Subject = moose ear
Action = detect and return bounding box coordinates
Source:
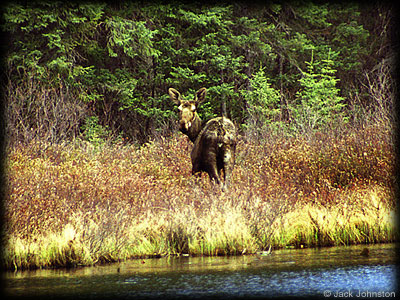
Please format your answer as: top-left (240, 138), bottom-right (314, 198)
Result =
top-left (195, 87), bottom-right (207, 105)
top-left (168, 88), bottom-right (181, 105)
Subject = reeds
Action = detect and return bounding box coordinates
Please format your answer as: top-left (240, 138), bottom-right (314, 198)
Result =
top-left (2, 123), bottom-right (397, 270)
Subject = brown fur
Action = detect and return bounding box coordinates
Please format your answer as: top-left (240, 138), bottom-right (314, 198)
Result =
top-left (168, 87), bottom-right (237, 190)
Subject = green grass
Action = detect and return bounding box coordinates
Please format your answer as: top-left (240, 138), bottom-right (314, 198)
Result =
top-left (2, 123), bottom-right (397, 270)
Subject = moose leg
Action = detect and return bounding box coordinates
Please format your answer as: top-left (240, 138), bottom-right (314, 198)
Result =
top-left (191, 161), bottom-right (200, 176)
top-left (191, 153), bottom-right (221, 186)
top-left (207, 164), bottom-right (222, 188)
top-left (222, 166), bottom-right (230, 191)
top-left (222, 146), bottom-right (235, 191)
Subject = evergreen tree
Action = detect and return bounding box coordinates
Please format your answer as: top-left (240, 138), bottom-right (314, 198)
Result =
top-left (291, 50), bottom-right (347, 133)
top-left (3, 2), bottom-right (392, 144)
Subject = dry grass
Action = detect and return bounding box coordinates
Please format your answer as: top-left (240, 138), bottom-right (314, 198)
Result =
top-left (2, 123), bottom-right (397, 270)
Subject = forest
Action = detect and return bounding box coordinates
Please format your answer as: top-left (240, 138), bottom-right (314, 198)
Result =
top-left (3, 1), bottom-right (395, 144)
top-left (2, 2), bottom-right (397, 269)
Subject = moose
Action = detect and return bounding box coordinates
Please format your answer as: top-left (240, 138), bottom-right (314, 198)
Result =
top-left (168, 87), bottom-right (237, 190)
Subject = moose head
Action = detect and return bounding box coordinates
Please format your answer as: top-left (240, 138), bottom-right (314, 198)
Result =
top-left (168, 87), bottom-right (206, 142)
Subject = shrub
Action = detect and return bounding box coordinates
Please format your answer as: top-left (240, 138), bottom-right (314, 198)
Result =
top-left (3, 122), bottom-right (396, 270)
top-left (80, 116), bottom-right (110, 148)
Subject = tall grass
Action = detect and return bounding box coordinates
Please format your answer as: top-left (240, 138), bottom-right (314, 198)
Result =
top-left (2, 123), bottom-right (397, 270)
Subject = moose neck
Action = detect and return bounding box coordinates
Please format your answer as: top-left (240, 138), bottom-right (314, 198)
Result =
top-left (186, 113), bottom-right (203, 143)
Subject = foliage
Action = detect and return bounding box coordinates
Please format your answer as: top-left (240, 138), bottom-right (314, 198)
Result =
top-left (241, 67), bottom-right (283, 137)
top-left (80, 116), bottom-right (110, 148)
top-left (3, 2), bottom-right (394, 144)
top-left (290, 50), bottom-right (347, 133)
top-left (2, 2), bottom-right (396, 271)
top-left (3, 123), bottom-right (396, 269)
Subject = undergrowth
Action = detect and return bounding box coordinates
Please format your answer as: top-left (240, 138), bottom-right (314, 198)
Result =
top-left (2, 123), bottom-right (397, 270)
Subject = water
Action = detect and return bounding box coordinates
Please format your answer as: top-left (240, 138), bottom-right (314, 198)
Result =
top-left (4, 243), bottom-right (397, 299)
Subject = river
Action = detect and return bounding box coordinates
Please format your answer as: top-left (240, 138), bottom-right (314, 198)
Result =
top-left (4, 243), bottom-right (397, 299)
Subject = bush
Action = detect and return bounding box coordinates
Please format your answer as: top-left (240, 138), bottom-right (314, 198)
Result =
top-left (80, 116), bottom-right (110, 148)
top-left (3, 123), bottom-right (396, 270)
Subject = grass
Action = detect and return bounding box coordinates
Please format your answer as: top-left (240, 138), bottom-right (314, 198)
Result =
top-left (2, 123), bottom-right (397, 270)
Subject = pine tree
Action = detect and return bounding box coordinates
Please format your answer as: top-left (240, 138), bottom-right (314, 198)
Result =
top-left (291, 49), bottom-right (347, 133)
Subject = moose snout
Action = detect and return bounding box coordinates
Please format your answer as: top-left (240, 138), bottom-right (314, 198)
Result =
top-left (179, 120), bottom-right (191, 132)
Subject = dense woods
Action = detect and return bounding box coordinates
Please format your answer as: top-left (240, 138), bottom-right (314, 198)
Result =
top-left (4, 2), bottom-right (395, 144)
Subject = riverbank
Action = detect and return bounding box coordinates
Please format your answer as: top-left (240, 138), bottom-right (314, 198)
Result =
top-left (5, 243), bottom-right (397, 299)
top-left (2, 123), bottom-right (397, 270)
